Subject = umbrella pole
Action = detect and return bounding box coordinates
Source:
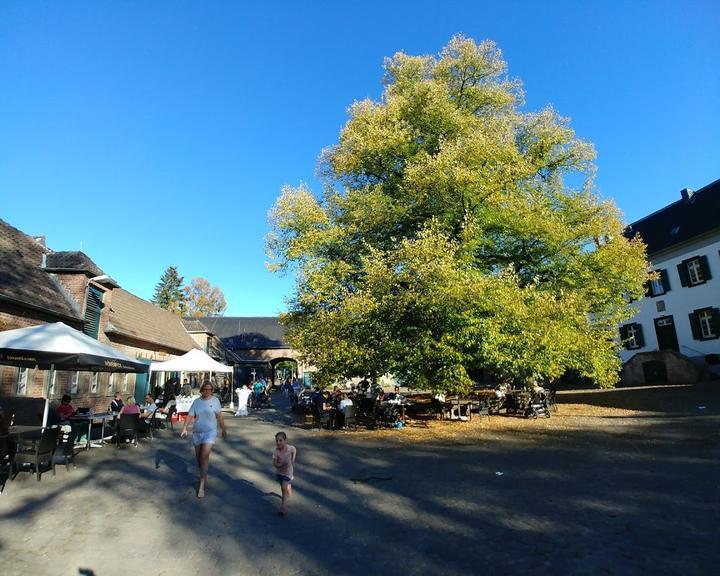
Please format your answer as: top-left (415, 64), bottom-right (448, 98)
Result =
top-left (42, 364), bottom-right (53, 427)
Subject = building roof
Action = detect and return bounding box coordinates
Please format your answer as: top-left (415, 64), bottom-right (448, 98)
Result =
top-left (191, 316), bottom-right (287, 349)
top-left (45, 251), bottom-right (105, 276)
top-left (105, 289), bottom-right (199, 353)
top-left (625, 178), bottom-right (720, 255)
top-left (0, 219), bottom-right (82, 321)
top-left (181, 318), bottom-right (210, 332)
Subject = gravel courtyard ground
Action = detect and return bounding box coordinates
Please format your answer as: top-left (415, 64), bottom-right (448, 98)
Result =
top-left (1, 384), bottom-right (718, 576)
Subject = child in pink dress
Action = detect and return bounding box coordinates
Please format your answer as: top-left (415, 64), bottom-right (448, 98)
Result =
top-left (272, 431), bottom-right (297, 516)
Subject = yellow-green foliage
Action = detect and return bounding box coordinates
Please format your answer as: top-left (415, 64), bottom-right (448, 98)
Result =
top-left (267, 35), bottom-right (648, 392)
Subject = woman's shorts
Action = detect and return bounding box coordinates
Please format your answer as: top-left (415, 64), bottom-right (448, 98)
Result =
top-left (276, 474), bottom-right (293, 484)
top-left (192, 431), bottom-right (216, 446)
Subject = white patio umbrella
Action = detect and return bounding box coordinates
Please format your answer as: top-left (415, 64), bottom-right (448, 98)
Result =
top-left (0, 321), bottom-right (149, 425)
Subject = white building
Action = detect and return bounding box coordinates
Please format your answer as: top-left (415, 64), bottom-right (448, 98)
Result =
top-left (619, 179), bottom-right (720, 382)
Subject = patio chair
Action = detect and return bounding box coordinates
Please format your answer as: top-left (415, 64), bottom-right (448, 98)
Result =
top-left (165, 404), bottom-right (177, 430)
top-left (430, 398), bottom-right (451, 420)
top-left (342, 405), bottom-right (357, 430)
top-left (525, 391), bottom-right (551, 419)
top-left (58, 426), bottom-right (77, 471)
top-left (116, 414), bottom-right (139, 447)
top-left (11, 426), bottom-right (61, 482)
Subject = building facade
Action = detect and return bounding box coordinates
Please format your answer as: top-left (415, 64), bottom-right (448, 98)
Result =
top-left (619, 180), bottom-right (720, 384)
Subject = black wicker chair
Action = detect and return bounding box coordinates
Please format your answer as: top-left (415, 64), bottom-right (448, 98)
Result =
top-left (11, 426), bottom-right (61, 481)
top-left (116, 414), bottom-right (139, 447)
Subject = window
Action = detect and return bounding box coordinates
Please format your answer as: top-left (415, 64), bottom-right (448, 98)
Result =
top-left (646, 269), bottom-right (671, 297)
top-left (108, 373), bottom-right (115, 395)
top-left (16, 367), bottom-right (30, 395)
top-left (620, 323), bottom-right (644, 350)
top-left (91, 372), bottom-right (99, 393)
top-left (70, 371), bottom-right (79, 394)
top-left (121, 374), bottom-right (129, 392)
top-left (677, 256), bottom-right (712, 287)
top-left (48, 369), bottom-right (57, 396)
top-left (689, 308), bottom-right (719, 341)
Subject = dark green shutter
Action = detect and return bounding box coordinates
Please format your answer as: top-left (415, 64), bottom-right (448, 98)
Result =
top-left (619, 325), bottom-right (628, 347)
top-left (677, 262), bottom-right (689, 287)
top-left (634, 323), bottom-right (645, 347)
top-left (711, 308), bottom-right (720, 338)
top-left (688, 312), bottom-right (702, 340)
top-left (699, 255), bottom-right (712, 281)
top-left (660, 269), bottom-right (671, 292)
top-left (83, 286), bottom-right (103, 339)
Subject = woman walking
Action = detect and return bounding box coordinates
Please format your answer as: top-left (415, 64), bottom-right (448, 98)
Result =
top-left (181, 380), bottom-right (227, 498)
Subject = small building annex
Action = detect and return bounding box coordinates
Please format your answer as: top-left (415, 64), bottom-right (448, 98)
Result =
top-left (0, 218), bottom-right (198, 415)
top-left (619, 179), bottom-right (720, 385)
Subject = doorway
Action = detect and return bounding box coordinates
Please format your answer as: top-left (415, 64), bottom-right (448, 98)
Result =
top-left (654, 316), bottom-right (679, 352)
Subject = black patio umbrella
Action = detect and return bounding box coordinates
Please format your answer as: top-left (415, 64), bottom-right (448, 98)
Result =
top-left (0, 322), bottom-right (149, 424)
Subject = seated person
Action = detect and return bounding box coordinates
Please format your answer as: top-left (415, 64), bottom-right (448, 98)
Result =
top-left (110, 392), bottom-right (124, 413)
top-left (118, 396), bottom-right (140, 416)
top-left (336, 393), bottom-right (353, 429)
top-left (56, 394), bottom-right (76, 422)
top-left (138, 394), bottom-right (157, 432)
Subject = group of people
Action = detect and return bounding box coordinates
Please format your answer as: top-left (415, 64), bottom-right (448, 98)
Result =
top-left (311, 386), bottom-right (354, 429)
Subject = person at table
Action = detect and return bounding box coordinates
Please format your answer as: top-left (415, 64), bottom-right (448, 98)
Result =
top-left (56, 394), bottom-right (76, 422)
top-left (336, 393), bottom-right (353, 429)
top-left (181, 380), bottom-right (228, 498)
top-left (118, 396), bottom-right (140, 416)
top-left (181, 378), bottom-right (192, 397)
top-left (138, 394), bottom-right (157, 432)
top-left (110, 392), bottom-right (123, 413)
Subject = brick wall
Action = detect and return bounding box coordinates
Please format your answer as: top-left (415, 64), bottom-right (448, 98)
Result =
top-left (53, 272), bottom-right (90, 313)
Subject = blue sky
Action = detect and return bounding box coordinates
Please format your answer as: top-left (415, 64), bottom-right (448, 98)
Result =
top-left (1, 1), bottom-right (718, 316)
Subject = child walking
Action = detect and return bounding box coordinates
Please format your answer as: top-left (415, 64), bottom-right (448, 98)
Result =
top-left (272, 431), bottom-right (297, 516)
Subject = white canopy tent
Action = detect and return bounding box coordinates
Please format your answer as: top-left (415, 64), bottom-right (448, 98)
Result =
top-left (150, 348), bottom-right (233, 405)
top-left (150, 348), bottom-right (232, 374)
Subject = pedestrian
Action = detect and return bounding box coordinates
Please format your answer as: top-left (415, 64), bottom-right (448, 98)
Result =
top-left (181, 380), bottom-right (228, 498)
top-left (272, 431), bottom-right (296, 516)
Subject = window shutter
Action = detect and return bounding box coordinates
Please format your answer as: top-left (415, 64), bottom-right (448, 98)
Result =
top-left (644, 279), bottom-right (652, 297)
top-left (688, 312), bottom-right (702, 340)
top-left (699, 255), bottom-right (712, 281)
top-left (619, 325), bottom-right (629, 349)
top-left (711, 308), bottom-right (720, 337)
top-left (660, 269), bottom-right (671, 292)
top-left (677, 262), bottom-right (689, 287)
top-left (84, 286), bottom-right (104, 339)
top-left (634, 323), bottom-right (645, 347)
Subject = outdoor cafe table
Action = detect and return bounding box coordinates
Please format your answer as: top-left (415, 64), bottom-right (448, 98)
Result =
top-left (174, 395), bottom-right (199, 420)
top-left (446, 396), bottom-right (477, 421)
top-left (70, 412), bottom-right (117, 450)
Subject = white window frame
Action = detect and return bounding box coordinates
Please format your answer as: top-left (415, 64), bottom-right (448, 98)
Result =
top-left (108, 373), bottom-right (115, 395)
top-left (650, 277), bottom-right (665, 296)
top-left (16, 367), bottom-right (29, 395)
top-left (121, 374), bottom-right (129, 393)
top-left (70, 371), bottom-right (80, 394)
top-left (91, 372), bottom-right (99, 394)
top-left (625, 324), bottom-right (639, 349)
top-left (699, 310), bottom-right (717, 339)
top-left (687, 259), bottom-right (704, 285)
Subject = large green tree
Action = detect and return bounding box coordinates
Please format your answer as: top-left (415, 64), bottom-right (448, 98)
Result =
top-left (152, 265), bottom-right (185, 315)
top-left (267, 35), bottom-right (648, 392)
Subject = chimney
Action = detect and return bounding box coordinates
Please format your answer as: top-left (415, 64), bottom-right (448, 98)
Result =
top-left (680, 188), bottom-right (694, 201)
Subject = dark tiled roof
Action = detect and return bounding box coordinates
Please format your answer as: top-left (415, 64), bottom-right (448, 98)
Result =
top-left (45, 251), bottom-right (104, 276)
top-left (0, 219), bottom-right (82, 320)
top-left (625, 178), bottom-right (720, 255)
top-left (181, 318), bottom-right (210, 332)
top-left (106, 289), bottom-right (199, 353)
top-left (191, 316), bottom-right (287, 349)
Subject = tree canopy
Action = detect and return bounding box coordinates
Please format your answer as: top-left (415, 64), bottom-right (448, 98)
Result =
top-left (267, 35), bottom-right (648, 392)
top-left (183, 277), bottom-right (227, 317)
top-left (151, 266), bottom-right (185, 315)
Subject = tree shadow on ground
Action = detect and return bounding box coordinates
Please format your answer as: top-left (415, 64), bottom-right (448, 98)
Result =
top-left (0, 391), bottom-right (718, 576)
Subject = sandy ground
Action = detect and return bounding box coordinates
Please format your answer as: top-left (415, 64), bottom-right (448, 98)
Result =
top-left (1, 384), bottom-right (718, 576)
